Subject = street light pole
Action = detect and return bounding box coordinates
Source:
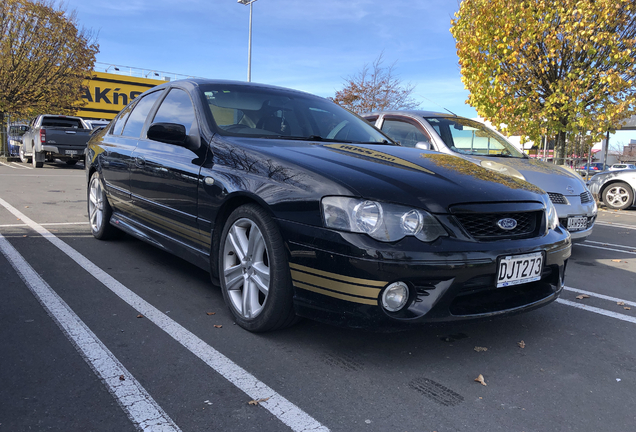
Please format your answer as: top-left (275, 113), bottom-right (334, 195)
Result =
top-left (237, 0), bottom-right (258, 82)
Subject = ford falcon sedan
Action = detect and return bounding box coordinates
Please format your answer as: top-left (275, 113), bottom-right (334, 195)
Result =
top-left (86, 79), bottom-right (571, 332)
top-left (363, 111), bottom-right (597, 242)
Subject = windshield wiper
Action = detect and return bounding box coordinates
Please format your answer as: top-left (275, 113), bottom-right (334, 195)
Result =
top-left (263, 135), bottom-right (355, 143)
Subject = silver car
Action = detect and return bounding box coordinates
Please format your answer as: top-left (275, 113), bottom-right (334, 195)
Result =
top-left (587, 169), bottom-right (636, 210)
top-left (363, 111), bottom-right (597, 242)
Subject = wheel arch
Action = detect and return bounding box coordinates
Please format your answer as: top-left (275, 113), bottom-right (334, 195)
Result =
top-left (209, 193), bottom-right (281, 282)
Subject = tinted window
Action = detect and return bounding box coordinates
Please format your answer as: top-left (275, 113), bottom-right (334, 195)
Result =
top-left (111, 103), bottom-right (135, 136)
top-left (381, 119), bottom-right (431, 147)
top-left (121, 90), bottom-right (164, 138)
top-left (152, 89), bottom-right (196, 135)
top-left (200, 84), bottom-right (391, 144)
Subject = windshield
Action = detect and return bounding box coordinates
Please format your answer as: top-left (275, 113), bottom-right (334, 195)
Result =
top-left (200, 84), bottom-right (392, 144)
top-left (9, 125), bottom-right (28, 136)
top-left (423, 117), bottom-right (525, 158)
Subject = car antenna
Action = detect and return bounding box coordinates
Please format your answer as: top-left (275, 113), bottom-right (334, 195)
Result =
top-left (417, 93), bottom-right (458, 116)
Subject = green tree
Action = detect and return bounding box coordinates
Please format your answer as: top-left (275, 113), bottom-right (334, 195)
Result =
top-left (0, 0), bottom-right (98, 154)
top-left (331, 53), bottom-right (418, 114)
top-left (450, 0), bottom-right (636, 164)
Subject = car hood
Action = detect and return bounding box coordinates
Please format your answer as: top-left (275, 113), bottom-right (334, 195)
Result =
top-left (468, 156), bottom-right (588, 196)
top-left (227, 139), bottom-right (547, 214)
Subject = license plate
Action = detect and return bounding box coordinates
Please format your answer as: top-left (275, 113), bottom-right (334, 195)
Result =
top-left (65, 150), bottom-right (78, 155)
top-left (567, 216), bottom-right (587, 231)
top-left (497, 252), bottom-right (543, 288)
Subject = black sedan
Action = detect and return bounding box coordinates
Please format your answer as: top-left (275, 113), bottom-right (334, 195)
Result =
top-left (86, 79), bottom-right (571, 332)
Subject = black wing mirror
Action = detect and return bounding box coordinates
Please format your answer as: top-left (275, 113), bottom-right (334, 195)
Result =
top-left (147, 123), bottom-right (187, 146)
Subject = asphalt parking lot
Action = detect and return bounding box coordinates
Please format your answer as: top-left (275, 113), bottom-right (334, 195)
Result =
top-left (1, 159), bottom-right (635, 432)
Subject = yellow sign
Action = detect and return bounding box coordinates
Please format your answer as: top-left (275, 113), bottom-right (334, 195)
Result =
top-left (77, 71), bottom-right (166, 120)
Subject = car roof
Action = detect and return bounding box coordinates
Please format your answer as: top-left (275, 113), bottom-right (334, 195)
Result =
top-left (361, 110), bottom-right (460, 119)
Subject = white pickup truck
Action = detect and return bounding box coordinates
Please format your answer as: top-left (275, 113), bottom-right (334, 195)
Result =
top-left (20, 115), bottom-right (93, 168)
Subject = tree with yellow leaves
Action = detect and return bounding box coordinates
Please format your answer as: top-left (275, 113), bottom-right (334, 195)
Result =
top-left (451, 0), bottom-right (636, 163)
top-left (0, 0), bottom-right (98, 154)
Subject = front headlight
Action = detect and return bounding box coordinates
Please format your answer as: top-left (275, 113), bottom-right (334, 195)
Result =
top-left (546, 200), bottom-right (559, 230)
top-left (321, 196), bottom-right (448, 242)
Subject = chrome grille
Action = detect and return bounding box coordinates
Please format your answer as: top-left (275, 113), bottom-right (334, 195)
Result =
top-left (454, 211), bottom-right (542, 240)
top-left (548, 192), bottom-right (568, 204)
top-left (580, 191), bottom-right (593, 204)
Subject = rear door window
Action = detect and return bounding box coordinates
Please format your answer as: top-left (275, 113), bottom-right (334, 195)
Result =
top-left (121, 90), bottom-right (164, 138)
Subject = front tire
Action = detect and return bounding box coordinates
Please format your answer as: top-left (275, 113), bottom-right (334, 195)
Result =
top-left (19, 146), bottom-right (31, 163)
top-left (603, 182), bottom-right (634, 210)
top-left (219, 204), bottom-right (297, 332)
top-left (88, 172), bottom-right (119, 239)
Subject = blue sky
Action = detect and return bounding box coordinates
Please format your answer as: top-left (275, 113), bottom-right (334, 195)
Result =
top-left (65, 0), bottom-right (635, 148)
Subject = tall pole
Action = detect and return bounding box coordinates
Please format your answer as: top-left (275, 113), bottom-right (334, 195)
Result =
top-left (247, 1), bottom-right (253, 82)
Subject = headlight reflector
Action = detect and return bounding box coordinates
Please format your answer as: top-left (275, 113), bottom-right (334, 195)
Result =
top-left (322, 197), bottom-right (447, 242)
top-left (546, 200), bottom-right (559, 230)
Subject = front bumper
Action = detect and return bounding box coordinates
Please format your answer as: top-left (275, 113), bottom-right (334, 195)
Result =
top-left (279, 219), bottom-right (571, 329)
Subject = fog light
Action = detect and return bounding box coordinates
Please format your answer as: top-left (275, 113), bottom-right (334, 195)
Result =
top-left (381, 282), bottom-right (409, 312)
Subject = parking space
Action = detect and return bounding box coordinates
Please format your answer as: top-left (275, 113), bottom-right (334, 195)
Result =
top-left (1, 164), bottom-right (635, 431)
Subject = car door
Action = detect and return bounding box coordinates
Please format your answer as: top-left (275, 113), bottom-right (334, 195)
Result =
top-left (129, 87), bottom-right (208, 253)
top-left (99, 90), bottom-right (165, 217)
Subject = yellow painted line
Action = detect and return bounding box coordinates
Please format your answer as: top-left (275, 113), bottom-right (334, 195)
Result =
top-left (291, 270), bottom-right (381, 299)
top-left (289, 262), bottom-right (386, 287)
top-left (294, 281), bottom-right (378, 306)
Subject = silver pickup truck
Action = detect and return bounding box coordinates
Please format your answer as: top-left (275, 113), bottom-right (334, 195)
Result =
top-left (20, 115), bottom-right (92, 168)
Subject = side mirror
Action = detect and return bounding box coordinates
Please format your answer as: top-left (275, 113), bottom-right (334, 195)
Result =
top-left (147, 122), bottom-right (187, 146)
top-left (415, 141), bottom-right (431, 150)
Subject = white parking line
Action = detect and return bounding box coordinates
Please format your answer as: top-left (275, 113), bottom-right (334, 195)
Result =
top-left (10, 162), bottom-right (32, 170)
top-left (595, 221), bottom-right (636, 230)
top-left (575, 243), bottom-right (636, 255)
top-left (0, 161), bottom-right (17, 168)
top-left (563, 286), bottom-right (636, 307)
top-left (0, 197), bottom-right (329, 432)
top-left (0, 222), bottom-right (88, 228)
top-left (0, 233), bottom-right (181, 432)
top-left (557, 299), bottom-right (636, 324)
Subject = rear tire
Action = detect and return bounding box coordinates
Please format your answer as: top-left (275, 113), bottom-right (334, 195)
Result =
top-left (88, 171), bottom-right (120, 239)
top-left (603, 182), bottom-right (634, 210)
top-left (219, 204), bottom-right (297, 332)
top-left (32, 150), bottom-right (43, 168)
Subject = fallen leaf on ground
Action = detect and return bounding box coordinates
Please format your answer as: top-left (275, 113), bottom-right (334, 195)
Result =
top-left (518, 340), bottom-right (526, 349)
top-left (206, 312), bottom-right (216, 316)
top-left (136, 314), bottom-right (144, 318)
top-left (618, 301), bottom-right (625, 306)
top-left (611, 259), bottom-right (622, 263)
top-left (576, 294), bottom-right (590, 300)
top-left (474, 374), bottom-right (487, 386)
top-left (119, 375), bottom-right (125, 381)
top-left (625, 307), bottom-right (631, 311)
top-left (248, 397), bottom-right (270, 406)
top-left (474, 346), bottom-right (488, 352)
top-left (214, 325), bottom-right (222, 328)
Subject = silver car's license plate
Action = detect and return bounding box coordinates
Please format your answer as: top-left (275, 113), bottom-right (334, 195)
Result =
top-left (65, 150), bottom-right (78, 155)
top-left (567, 216), bottom-right (587, 231)
top-left (497, 252), bottom-right (543, 288)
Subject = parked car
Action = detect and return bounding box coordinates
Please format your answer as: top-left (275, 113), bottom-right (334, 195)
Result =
top-left (609, 163), bottom-right (636, 171)
top-left (86, 79), bottom-right (570, 332)
top-left (83, 119), bottom-right (111, 130)
top-left (6, 123), bottom-right (29, 158)
top-left (20, 114), bottom-right (92, 167)
top-left (587, 168), bottom-right (636, 210)
top-left (576, 162), bottom-right (607, 178)
top-left (363, 111), bottom-right (597, 242)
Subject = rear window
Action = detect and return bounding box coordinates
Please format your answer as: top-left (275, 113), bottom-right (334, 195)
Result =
top-left (41, 117), bottom-right (85, 128)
